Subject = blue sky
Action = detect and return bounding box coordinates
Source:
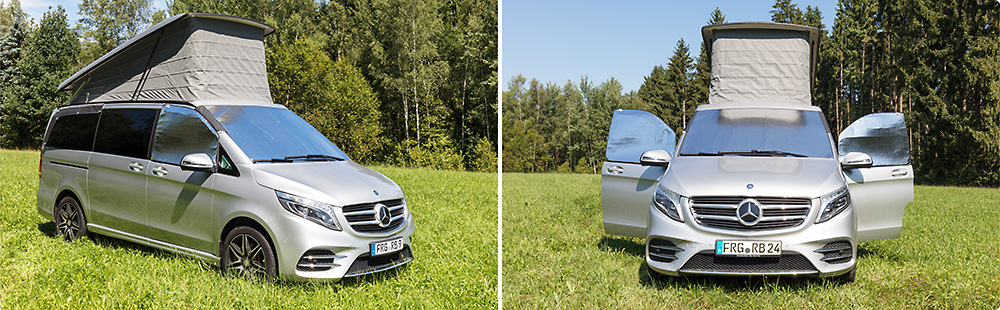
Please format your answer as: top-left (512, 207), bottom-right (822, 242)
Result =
top-left (17, 0), bottom-right (169, 27)
top-left (502, 0), bottom-right (839, 92)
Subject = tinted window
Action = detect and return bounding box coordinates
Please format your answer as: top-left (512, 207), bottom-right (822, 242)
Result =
top-left (94, 108), bottom-right (158, 158)
top-left (208, 105), bottom-right (349, 162)
top-left (678, 109), bottom-right (834, 158)
top-left (47, 113), bottom-right (99, 151)
top-left (151, 105), bottom-right (219, 165)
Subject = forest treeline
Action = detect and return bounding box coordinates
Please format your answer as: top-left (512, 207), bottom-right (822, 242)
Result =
top-left (503, 0), bottom-right (998, 187)
top-left (0, 0), bottom-right (498, 172)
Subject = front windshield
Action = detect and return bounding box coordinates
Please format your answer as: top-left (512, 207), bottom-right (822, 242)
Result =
top-left (678, 108), bottom-right (834, 158)
top-left (208, 105), bottom-right (350, 163)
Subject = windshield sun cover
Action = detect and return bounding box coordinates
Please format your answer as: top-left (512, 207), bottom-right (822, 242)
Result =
top-left (208, 105), bottom-right (349, 162)
top-left (678, 108), bottom-right (833, 158)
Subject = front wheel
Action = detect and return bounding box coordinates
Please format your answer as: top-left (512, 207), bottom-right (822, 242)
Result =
top-left (54, 196), bottom-right (87, 242)
top-left (834, 266), bottom-right (856, 283)
top-left (221, 226), bottom-right (277, 281)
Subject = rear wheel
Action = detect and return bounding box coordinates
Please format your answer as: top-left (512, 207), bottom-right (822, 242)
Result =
top-left (221, 226), bottom-right (277, 281)
top-left (54, 196), bottom-right (87, 242)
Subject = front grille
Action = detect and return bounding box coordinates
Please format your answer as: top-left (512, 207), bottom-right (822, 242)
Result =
top-left (342, 199), bottom-right (406, 233)
top-left (690, 196), bottom-right (812, 231)
top-left (296, 249), bottom-right (345, 271)
top-left (815, 241), bottom-right (852, 264)
top-left (345, 246), bottom-right (413, 277)
top-left (680, 250), bottom-right (817, 274)
top-left (648, 239), bottom-right (683, 262)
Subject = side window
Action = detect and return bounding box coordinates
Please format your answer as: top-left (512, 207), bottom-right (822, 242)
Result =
top-left (151, 105), bottom-right (219, 165)
top-left (47, 113), bottom-right (99, 151)
top-left (94, 108), bottom-right (158, 158)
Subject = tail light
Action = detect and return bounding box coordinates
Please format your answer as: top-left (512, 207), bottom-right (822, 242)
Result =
top-left (38, 150), bottom-right (42, 178)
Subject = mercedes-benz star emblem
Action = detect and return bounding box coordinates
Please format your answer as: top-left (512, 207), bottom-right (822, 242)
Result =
top-left (374, 203), bottom-right (392, 228)
top-left (736, 199), bottom-right (762, 226)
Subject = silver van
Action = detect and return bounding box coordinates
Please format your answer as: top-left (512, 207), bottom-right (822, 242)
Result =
top-left (36, 13), bottom-right (413, 281)
top-left (601, 23), bottom-right (912, 282)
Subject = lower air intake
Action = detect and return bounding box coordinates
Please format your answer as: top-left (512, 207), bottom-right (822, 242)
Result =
top-left (648, 239), bottom-right (683, 263)
top-left (345, 246), bottom-right (413, 277)
top-left (680, 251), bottom-right (817, 274)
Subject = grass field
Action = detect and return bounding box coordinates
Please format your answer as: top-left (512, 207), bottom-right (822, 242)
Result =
top-left (502, 172), bottom-right (1000, 309)
top-left (1, 149), bottom-right (497, 309)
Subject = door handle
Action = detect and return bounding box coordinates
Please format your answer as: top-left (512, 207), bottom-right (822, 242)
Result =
top-left (607, 165), bottom-right (624, 175)
top-left (152, 166), bottom-right (168, 176)
top-left (128, 162), bottom-right (144, 172)
top-left (890, 169), bottom-right (908, 177)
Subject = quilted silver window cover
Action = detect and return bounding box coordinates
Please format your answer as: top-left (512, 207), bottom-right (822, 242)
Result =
top-left (605, 109), bottom-right (675, 163)
top-left (59, 13), bottom-right (273, 104)
top-left (708, 28), bottom-right (812, 105)
top-left (838, 112), bottom-right (910, 166)
top-left (152, 105), bottom-right (219, 165)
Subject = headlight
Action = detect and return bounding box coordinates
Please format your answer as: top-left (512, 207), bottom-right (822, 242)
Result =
top-left (653, 184), bottom-right (684, 222)
top-left (816, 185), bottom-right (851, 224)
top-left (276, 191), bottom-right (342, 231)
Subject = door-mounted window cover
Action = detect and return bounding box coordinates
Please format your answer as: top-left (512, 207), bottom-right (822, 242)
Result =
top-left (151, 105), bottom-right (219, 166)
top-left (838, 113), bottom-right (909, 166)
top-left (605, 109), bottom-right (675, 163)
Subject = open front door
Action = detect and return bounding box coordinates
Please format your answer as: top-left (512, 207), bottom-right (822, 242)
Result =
top-left (601, 109), bottom-right (675, 238)
top-left (839, 112), bottom-right (914, 241)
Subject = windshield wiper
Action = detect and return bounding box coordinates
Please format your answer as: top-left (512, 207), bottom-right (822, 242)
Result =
top-left (254, 158), bottom-right (294, 163)
top-left (283, 154), bottom-right (344, 161)
top-left (679, 152), bottom-right (723, 156)
top-left (718, 150), bottom-right (808, 158)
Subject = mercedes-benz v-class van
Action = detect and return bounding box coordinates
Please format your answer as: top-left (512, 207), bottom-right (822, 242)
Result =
top-left (37, 13), bottom-right (413, 282)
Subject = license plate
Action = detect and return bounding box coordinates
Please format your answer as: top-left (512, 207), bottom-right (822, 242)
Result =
top-left (715, 240), bottom-right (781, 257)
top-left (371, 238), bottom-right (404, 256)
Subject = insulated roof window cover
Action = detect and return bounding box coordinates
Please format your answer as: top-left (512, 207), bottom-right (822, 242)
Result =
top-left (61, 14), bottom-right (273, 104)
top-left (710, 29), bottom-right (811, 105)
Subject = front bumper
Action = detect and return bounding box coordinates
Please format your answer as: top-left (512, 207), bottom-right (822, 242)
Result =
top-left (645, 201), bottom-right (856, 278)
top-left (265, 208), bottom-right (416, 281)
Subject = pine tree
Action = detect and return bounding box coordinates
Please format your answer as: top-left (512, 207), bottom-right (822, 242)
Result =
top-left (0, 6), bottom-right (79, 148)
top-left (664, 39), bottom-right (694, 131)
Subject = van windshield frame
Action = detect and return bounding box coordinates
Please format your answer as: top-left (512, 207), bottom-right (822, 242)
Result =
top-left (207, 105), bottom-right (350, 163)
top-left (677, 108), bottom-right (834, 159)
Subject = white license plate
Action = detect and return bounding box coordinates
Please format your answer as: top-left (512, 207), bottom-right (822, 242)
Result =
top-left (370, 238), bottom-right (404, 256)
top-left (715, 240), bottom-right (781, 257)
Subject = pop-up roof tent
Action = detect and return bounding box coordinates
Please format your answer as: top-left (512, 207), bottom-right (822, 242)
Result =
top-left (701, 22), bottom-right (820, 105)
top-left (59, 13), bottom-right (275, 104)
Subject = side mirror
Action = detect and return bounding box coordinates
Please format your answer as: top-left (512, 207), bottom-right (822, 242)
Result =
top-left (840, 152), bottom-right (873, 169)
top-left (640, 150), bottom-right (672, 166)
top-left (180, 153), bottom-right (216, 172)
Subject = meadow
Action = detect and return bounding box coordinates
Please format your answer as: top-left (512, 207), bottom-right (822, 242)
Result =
top-left (502, 172), bottom-right (1000, 309)
top-left (1, 149), bottom-right (497, 309)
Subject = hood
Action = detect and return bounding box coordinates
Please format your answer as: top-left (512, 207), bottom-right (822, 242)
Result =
top-left (251, 161), bottom-right (403, 206)
top-left (661, 156), bottom-right (844, 199)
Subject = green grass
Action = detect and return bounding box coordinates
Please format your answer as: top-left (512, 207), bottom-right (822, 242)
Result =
top-left (502, 172), bottom-right (1000, 309)
top-left (1, 149), bottom-right (497, 309)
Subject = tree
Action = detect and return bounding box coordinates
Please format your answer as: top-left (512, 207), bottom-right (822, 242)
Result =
top-left (267, 39), bottom-right (385, 162)
top-left (770, 0), bottom-right (805, 24)
top-left (78, 0), bottom-right (154, 65)
top-left (0, 6), bottom-right (79, 148)
top-left (0, 0), bottom-right (28, 95)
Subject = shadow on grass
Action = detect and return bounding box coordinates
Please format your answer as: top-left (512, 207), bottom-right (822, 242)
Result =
top-left (597, 236), bottom-right (644, 258)
top-left (637, 264), bottom-right (847, 291)
top-left (856, 245), bottom-right (904, 262)
top-left (38, 220), bottom-right (409, 289)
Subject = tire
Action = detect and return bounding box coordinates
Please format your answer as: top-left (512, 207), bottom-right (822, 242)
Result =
top-left (834, 266), bottom-right (856, 283)
top-left (54, 196), bottom-right (87, 242)
top-left (221, 226), bottom-right (277, 281)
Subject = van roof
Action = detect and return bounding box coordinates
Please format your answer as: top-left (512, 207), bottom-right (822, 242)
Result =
top-left (59, 13), bottom-right (275, 105)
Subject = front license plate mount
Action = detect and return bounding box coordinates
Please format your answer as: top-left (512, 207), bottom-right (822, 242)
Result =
top-left (715, 240), bottom-right (781, 257)
top-left (370, 237), bottom-right (404, 256)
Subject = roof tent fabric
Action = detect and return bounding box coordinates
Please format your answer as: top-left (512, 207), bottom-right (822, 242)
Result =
top-left (59, 13), bottom-right (274, 104)
top-left (702, 23), bottom-right (818, 105)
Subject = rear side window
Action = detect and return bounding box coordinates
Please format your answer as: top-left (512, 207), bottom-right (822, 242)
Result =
top-left (151, 105), bottom-right (219, 165)
top-left (47, 113), bottom-right (99, 151)
top-left (94, 108), bottom-right (158, 159)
